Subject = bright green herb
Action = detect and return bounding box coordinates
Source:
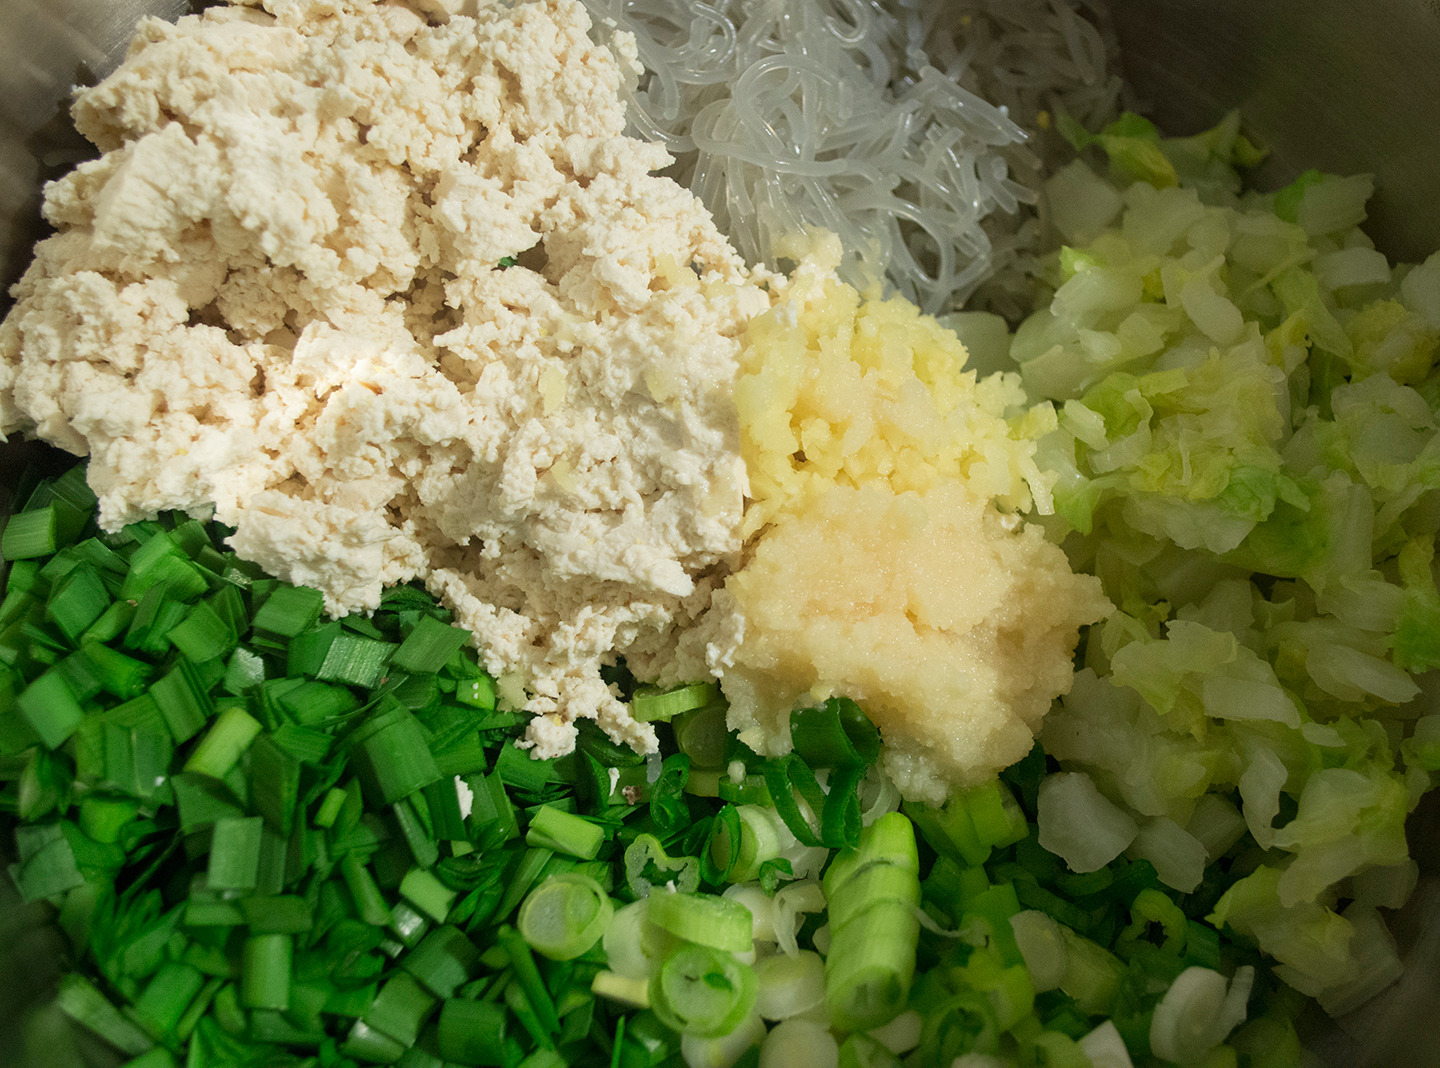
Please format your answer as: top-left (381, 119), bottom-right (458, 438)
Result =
top-left (526, 803), bottom-right (606, 860)
top-left (645, 890), bottom-right (754, 955)
top-left (822, 811), bottom-right (921, 1032)
top-left (7, 181), bottom-right (1435, 1068)
top-left (648, 942), bottom-right (757, 1038)
top-left (518, 873), bottom-right (614, 960)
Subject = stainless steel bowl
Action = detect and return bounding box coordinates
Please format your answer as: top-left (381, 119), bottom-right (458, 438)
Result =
top-left (2, 1), bottom-right (1439, 1064)
top-left (1107, 0), bottom-right (1440, 267)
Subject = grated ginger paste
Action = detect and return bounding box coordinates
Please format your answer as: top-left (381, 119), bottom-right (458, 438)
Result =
top-left (718, 236), bottom-right (1112, 802)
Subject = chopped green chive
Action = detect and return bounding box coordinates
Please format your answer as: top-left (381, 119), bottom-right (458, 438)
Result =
top-left (184, 704), bottom-right (262, 779)
top-left (630, 680), bottom-right (719, 723)
top-left (526, 804), bottom-right (605, 860)
top-left (391, 615), bottom-right (470, 675)
top-left (45, 564), bottom-right (110, 641)
top-left (400, 867), bottom-right (457, 923)
top-left (437, 998), bottom-right (508, 1066)
top-left (2, 506), bottom-right (60, 560)
top-left (241, 933), bottom-right (292, 1010)
top-left (342, 853), bottom-right (394, 927)
top-left (16, 668), bottom-right (85, 748)
top-left (131, 961), bottom-right (206, 1039)
top-left (356, 708), bottom-right (442, 804)
top-left (208, 815), bottom-right (264, 890)
top-left (403, 925), bottom-right (480, 1000)
top-left (55, 974), bottom-right (155, 1056)
top-left (250, 584), bottom-right (325, 645)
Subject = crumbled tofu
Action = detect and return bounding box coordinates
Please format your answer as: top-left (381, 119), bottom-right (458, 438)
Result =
top-left (0, 0), bottom-right (767, 756)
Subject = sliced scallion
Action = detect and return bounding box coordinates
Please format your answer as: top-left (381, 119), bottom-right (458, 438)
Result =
top-left (526, 803), bottom-right (605, 860)
top-left (646, 890), bottom-right (753, 955)
top-left (823, 812), bottom-right (922, 1032)
top-left (518, 872), bottom-right (613, 960)
top-left (631, 681), bottom-right (719, 723)
top-left (649, 942), bottom-right (758, 1038)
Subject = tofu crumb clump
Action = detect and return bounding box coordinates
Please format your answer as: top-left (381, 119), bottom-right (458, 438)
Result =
top-left (0, 1), bottom-right (1108, 786)
top-left (719, 240), bottom-right (1112, 801)
top-left (0, 0), bottom-right (766, 757)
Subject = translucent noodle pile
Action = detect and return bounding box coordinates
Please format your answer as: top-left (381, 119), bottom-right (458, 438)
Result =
top-left (581, 0), bottom-right (1127, 315)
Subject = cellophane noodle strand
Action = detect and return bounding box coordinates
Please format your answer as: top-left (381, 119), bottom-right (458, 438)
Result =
top-left (581, 0), bottom-right (1127, 316)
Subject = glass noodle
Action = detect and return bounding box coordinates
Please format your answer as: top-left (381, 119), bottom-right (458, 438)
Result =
top-left (581, 0), bottom-right (1127, 315)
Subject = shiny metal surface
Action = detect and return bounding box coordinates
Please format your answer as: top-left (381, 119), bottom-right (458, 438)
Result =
top-left (1, 1), bottom-right (1440, 1065)
top-left (1107, 0), bottom-right (1440, 265)
top-left (0, 0), bottom-right (192, 292)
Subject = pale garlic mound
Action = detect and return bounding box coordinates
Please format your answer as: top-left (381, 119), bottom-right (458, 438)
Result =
top-left (719, 244), bottom-right (1112, 801)
top-left (0, 0), bottom-right (768, 756)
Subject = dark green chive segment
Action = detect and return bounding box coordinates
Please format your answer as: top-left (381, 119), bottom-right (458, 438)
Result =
top-left (0, 463), bottom-right (1299, 1066)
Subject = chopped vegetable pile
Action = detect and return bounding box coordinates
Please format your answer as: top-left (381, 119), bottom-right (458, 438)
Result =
top-left (0, 458), bottom-right (1308, 1068)
top-left (7, 59), bottom-right (1440, 1068)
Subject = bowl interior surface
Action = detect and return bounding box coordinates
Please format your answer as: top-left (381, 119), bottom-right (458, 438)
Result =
top-left (2, 1), bottom-right (1440, 1064)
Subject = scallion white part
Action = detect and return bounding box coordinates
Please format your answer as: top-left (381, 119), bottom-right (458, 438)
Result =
top-left (771, 880), bottom-right (826, 959)
top-left (758, 1018), bottom-right (838, 1068)
top-left (753, 950), bottom-right (825, 1021)
top-left (1149, 965), bottom-right (1253, 1063)
top-left (723, 884), bottom-right (778, 944)
top-left (681, 1008), bottom-right (767, 1068)
top-left (1009, 910), bottom-right (1067, 993)
top-left (1078, 1020), bottom-right (1134, 1068)
top-left (865, 1009), bottom-right (922, 1055)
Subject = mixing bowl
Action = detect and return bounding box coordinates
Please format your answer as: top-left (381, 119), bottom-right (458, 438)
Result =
top-left (1, 1), bottom-right (1438, 1065)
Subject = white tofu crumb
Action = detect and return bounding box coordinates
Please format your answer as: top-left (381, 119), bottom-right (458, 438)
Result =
top-left (454, 775), bottom-right (474, 821)
top-left (0, 0), bottom-right (768, 759)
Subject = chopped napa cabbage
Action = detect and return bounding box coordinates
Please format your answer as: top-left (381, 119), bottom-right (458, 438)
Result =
top-left (1029, 127), bottom-right (1438, 1016)
top-left (1036, 771), bottom-right (1138, 873)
